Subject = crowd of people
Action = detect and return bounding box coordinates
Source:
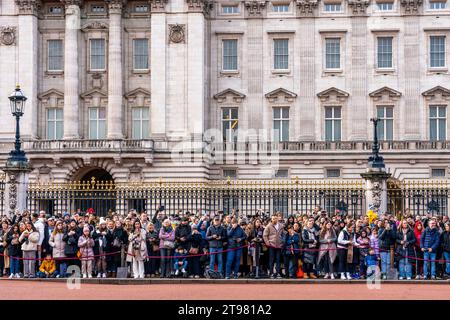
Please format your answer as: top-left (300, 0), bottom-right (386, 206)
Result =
top-left (0, 206), bottom-right (449, 280)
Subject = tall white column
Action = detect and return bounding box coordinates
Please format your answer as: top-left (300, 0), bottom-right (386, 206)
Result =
top-left (150, 0), bottom-right (168, 140)
top-left (16, 0), bottom-right (39, 139)
top-left (62, 0), bottom-right (81, 139)
top-left (107, 0), bottom-right (124, 139)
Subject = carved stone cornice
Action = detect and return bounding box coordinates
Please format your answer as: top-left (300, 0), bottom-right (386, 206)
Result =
top-left (60, 0), bottom-right (83, 7)
top-left (106, 0), bottom-right (127, 14)
top-left (295, 0), bottom-right (319, 16)
top-left (186, 0), bottom-right (213, 15)
top-left (16, 0), bottom-right (42, 15)
top-left (244, 0), bottom-right (267, 17)
top-left (400, 0), bottom-right (422, 14)
top-left (149, 0), bottom-right (168, 12)
top-left (347, 0), bottom-right (369, 14)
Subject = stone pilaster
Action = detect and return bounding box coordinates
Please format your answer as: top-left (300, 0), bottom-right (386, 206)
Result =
top-left (61, 0), bottom-right (82, 139)
top-left (186, 0), bottom-right (213, 15)
top-left (298, 18), bottom-right (316, 140)
top-left (244, 0), bottom-right (267, 17)
top-left (150, 2), bottom-right (167, 139)
top-left (349, 9), bottom-right (368, 140)
top-left (106, 0), bottom-right (125, 139)
top-left (16, 0), bottom-right (40, 139)
top-left (361, 169), bottom-right (391, 215)
top-left (2, 167), bottom-right (30, 218)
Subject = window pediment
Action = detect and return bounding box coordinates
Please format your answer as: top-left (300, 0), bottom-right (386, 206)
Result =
top-left (422, 86), bottom-right (450, 102)
top-left (213, 88), bottom-right (246, 103)
top-left (369, 86), bottom-right (402, 102)
top-left (81, 88), bottom-right (108, 108)
top-left (125, 88), bottom-right (151, 107)
top-left (317, 87), bottom-right (349, 103)
top-left (265, 88), bottom-right (297, 103)
top-left (38, 89), bottom-right (64, 108)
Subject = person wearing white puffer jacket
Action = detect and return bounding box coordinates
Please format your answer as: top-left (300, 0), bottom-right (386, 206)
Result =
top-left (19, 222), bottom-right (40, 278)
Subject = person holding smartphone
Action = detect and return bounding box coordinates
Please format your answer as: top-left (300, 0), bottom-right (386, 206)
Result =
top-left (206, 216), bottom-right (227, 276)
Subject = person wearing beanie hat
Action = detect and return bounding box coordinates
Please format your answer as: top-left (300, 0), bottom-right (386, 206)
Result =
top-left (78, 226), bottom-right (95, 278)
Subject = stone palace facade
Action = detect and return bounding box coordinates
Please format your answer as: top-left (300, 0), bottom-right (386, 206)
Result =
top-left (0, 0), bottom-right (450, 186)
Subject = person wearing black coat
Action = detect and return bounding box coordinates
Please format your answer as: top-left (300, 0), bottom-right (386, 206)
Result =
top-left (188, 225), bottom-right (203, 278)
top-left (395, 220), bottom-right (417, 280)
top-left (378, 220), bottom-right (395, 279)
top-left (206, 217), bottom-right (227, 275)
top-left (441, 223), bottom-right (450, 279)
top-left (175, 218), bottom-right (192, 250)
top-left (6, 225), bottom-right (22, 278)
top-left (62, 220), bottom-right (80, 272)
top-left (105, 221), bottom-right (129, 277)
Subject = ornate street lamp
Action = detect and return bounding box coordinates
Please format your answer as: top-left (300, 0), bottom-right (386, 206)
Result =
top-left (368, 117), bottom-right (385, 168)
top-left (6, 84), bottom-right (28, 167)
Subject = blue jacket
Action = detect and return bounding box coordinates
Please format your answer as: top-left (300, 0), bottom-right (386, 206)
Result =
top-left (364, 254), bottom-right (378, 267)
top-left (174, 251), bottom-right (187, 265)
top-left (226, 225), bottom-right (247, 249)
top-left (420, 227), bottom-right (440, 252)
top-left (284, 233), bottom-right (300, 255)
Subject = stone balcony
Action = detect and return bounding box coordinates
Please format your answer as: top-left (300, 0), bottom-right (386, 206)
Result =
top-left (209, 140), bottom-right (450, 153)
top-left (22, 139), bottom-right (154, 154)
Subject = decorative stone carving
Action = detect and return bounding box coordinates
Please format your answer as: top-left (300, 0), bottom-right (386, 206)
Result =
top-left (60, 0), bottom-right (83, 7)
top-left (8, 174), bottom-right (17, 213)
top-left (16, 0), bottom-right (42, 15)
top-left (400, 0), bottom-right (422, 13)
top-left (0, 26), bottom-right (17, 46)
top-left (186, 0), bottom-right (213, 14)
top-left (370, 181), bottom-right (382, 211)
top-left (38, 165), bottom-right (51, 174)
top-left (369, 86), bottom-right (402, 102)
top-left (106, 0), bottom-right (126, 14)
top-left (422, 86), bottom-right (450, 101)
top-left (125, 88), bottom-right (151, 107)
top-left (295, 0), bottom-right (319, 15)
top-left (38, 89), bottom-right (65, 108)
top-left (92, 73), bottom-right (104, 89)
top-left (347, 0), bottom-right (370, 14)
top-left (149, 0), bottom-right (168, 12)
top-left (81, 21), bottom-right (109, 31)
top-left (317, 87), bottom-right (350, 103)
top-left (80, 89), bottom-right (108, 108)
top-left (244, 0), bottom-right (267, 16)
top-left (213, 88), bottom-right (246, 103)
top-left (265, 88), bottom-right (298, 103)
top-left (169, 24), bottom-right (185, 44)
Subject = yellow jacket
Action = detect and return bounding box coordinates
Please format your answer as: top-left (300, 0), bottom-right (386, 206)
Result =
top-left (39, 259), bottom-right (56, 274)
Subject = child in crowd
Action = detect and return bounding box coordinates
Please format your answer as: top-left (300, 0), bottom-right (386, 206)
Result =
top-left (78, 226), bottom-right (95, 278)
top-left (37, 253), bottom-right (56, 278)
top-left (173, 246), bottom-right (188, 276)
top-left (365, 248), bottom-right (379, 279)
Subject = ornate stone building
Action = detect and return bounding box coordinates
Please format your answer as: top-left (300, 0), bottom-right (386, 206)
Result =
top-left (0, 0), bottom-right (450, 215)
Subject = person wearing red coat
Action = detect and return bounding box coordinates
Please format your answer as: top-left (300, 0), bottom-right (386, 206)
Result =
top-left (413, 221), bottom-right (424, 278)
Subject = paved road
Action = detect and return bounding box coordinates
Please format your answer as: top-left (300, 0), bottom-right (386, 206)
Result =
top-left (0, 280), bottom-right (448, 300)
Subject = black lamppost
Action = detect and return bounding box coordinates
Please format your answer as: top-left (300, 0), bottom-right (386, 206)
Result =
top-left (6, 85), bottom-right (28, 168)
top-left (368, 117), bottom-right (385, 168)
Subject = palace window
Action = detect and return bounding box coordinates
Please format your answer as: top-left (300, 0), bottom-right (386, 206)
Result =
top-left (272, 3), bottom-right (290, 12)
top-left (47, 108), bottom-right (63, 140)
top-left (222, 108), bottom-right (239, 142)
top-left (222, 5), bottom-right (239, 13)
top-left (134, 4), bottom-right (149, 12)
top-left (326, 168), bottom-right (341, 178)
top-left (223, 169), bottom-right (237, 179)
top-left (377, 36), bottom-right (393, 69)
top-left (325, 38), bottom-right (341, 69)
top-left (274, 39), bottom-right (289, 70)
top-left (91, 4), bottom-right (106, 13)
top-left (273, 107), bottom-right (290, 142)
top-left (324, 3), bottom-right (342, 12)
top-left (376, 106), bottom-right (394, 141)
top-left (133, 39), bottom-right (149, 70)
top-left (89, 107), bottom-right (106, 139)
top-left (430, 1), bottom-right (446, 9)
top-left (48, 39), bottom-right (63, 71)
top-left (325, 106), bottom-right (341, 141)
top-left (48, 5), bottom-right (63, 14)
top-left (429, 105), bottom-right (446, 141)
top-left (90, 39), bottom-right (106, 71)
top-left (377, 2), bottom-right (394, 10)
top-left (132, 107), bottom-right (149, 139)
top-left (431, 168), bottom-right (446, 177)
top-left (430, 36), bottom-right (446, 68)
top-left (222, 39), bottom-right (238, 71)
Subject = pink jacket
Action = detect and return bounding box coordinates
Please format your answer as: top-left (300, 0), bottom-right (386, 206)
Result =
top-left (78, 235), bottom-right (95, 261)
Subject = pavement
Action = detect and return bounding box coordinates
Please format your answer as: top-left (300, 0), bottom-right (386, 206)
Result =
top-left (0, 279), bottom-right (448, 300)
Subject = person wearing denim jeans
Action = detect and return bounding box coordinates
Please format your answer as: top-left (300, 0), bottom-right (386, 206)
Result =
top-left (225, 219), bottom-right (247, 279)
top-left (441, 224), bottom-right (450, 279)
top-left (420, 219), bottom-right (440, 279)
top-left (395, 220), bottom-right (417, 280)
top-left (206, 217), bottom-right (227, 276)
top-left (378, 220), bottom-right (394, 280)
top-left (263, 215), bottom-right (285, 278)
top-left (5, 225), bottom-right (22, 278)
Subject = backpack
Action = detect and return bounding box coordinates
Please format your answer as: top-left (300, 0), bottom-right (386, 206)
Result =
top-left (204, 269), bottom-right (223, 279)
